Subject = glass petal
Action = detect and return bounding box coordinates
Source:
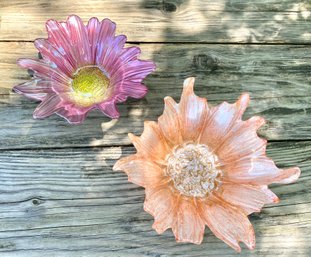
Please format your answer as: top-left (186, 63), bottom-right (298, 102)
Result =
top-left (46, 19), bottom-right (77, 68)
top-left (34, 39), bottom-right (74, 76)
top-left (120, 46), bottom-right (141, 63)
top-left (86, 17), bottom-right (100, 64)
top-left (95, 19), bottom-right (116, 65)
top-left (158, 96), bottom-right (182, 146)
top-left (113, 156), bottom-right (165, 188)
top-left (13, 80), bottom-right (53, 100)
top-left (33, 94), bottom-right (62, 119)
top-left (18, 58), bottom-right (69, 84)
top-left (56, 106), bottom-right (90, 124)
top-left (217, 116), bottom-right (267, 163)
top-left (199, 195), bottom-right (255, 252)
top-left (223, 156), bottom-right (301, 185)
top-left (98, 101), bottom-right (120, 119)
top-left (200, 93), bottom-right (250, 151)
top-left (66, 15), bottom-right (92, 65)
top-left (172, 197), bottom-right (205, 244)
top-left (178, 77), bottom-right (208, 142)
top-left (216, 183), bottom-right (279, 215)
top-left (144, 186), bottom-right (177, 234)
top-left (128, 121), bottom-right (170, 162)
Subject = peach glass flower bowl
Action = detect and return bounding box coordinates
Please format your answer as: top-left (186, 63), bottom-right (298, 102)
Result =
top-left (13, 15), bottom-right (156, 124)
top-left (113, 77), bottom-right (301, 252)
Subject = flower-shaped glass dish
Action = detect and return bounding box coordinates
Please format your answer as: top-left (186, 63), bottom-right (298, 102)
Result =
top-left (13, 15), bottom-right (156, 124)
top-left (114, 77), bottom-right (301, 252)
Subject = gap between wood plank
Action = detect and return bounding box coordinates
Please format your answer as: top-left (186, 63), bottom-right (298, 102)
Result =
top-left (1, 40), bottom-right (311, 46)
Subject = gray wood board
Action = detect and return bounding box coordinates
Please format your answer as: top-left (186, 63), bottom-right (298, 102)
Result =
top-left (0, 141), bottom-right (310, 256)
top-left (0, 0), bottom-right (310, 43)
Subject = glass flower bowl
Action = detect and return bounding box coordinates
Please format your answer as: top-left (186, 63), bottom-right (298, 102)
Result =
top-left (13, 15), bottom-right (156, 124)
top-left (114, 77), bottom-right (301, 252)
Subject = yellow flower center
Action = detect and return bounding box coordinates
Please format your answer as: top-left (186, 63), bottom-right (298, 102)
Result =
top-left (166, 143), bottom-right (222, 197)
top-left (70, 66), bottom-right (110, 107)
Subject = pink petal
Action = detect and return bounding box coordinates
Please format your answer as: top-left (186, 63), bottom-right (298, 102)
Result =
top-left (217, 116), bottom-right (267, 163)
top-left (33, 94), bottom-right (62, 119)
top-left (144, 186), bottom-right (177, 234)
top-left (199, 195), bottom-right (255, 252)
top-left (223, 156), bottom-right (301, 185)
top-left (120, 46), bottom-right (141, 63)
top-left (178, 77), bottom-right (208, 142)
top-left (34, 39), bottom-right (74, 76)
top-left (87, 17), bottom-right (100, 64)
top-left (119, 59), bottom-right (156, 83)
top-left (113, 156), bottom-right (165, 188)
top-left (18, 58), bottom-right (69, 84)
top-left (98, 101), bottom-right (120, 119)
top-left (45, 19), bottom-right (77, 68)
top-left (66, 15), bottom-right (92, 65)
top-left (118, 82), bottom-right (148, 99)
top-left (95, 19), bottom-right (116, 65)
top-left (13, 80), bottom-right (53, 100)
top-left (216, 183), bottom-right (279, 215)
top-left (200, 93), bottom-right (250, 151)
top-left (172, 197), bottom-right (205, 244)
top-left (128, 121), bottom-right (170, 163)
top-left (158, 96), bottom-right (182, 146)
top-left (56, 106), bottom-right (90, 125)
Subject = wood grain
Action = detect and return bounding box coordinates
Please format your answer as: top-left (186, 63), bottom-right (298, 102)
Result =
top-left (0, 0), bottom-right (310, 43)
top-left (0, 93), bottom-right (310, 150)
top-left (0, 141), bottom-right (310, 256)
top-left (0, 1), bottom-right (310, 256)
top-left (1, 42), bottom-right (311, 96)
top-left (0, 42), bottom-right (310, 149)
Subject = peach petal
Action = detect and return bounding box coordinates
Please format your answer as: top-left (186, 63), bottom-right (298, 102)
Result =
top-left (217, 116), bottom-right (267, 163)
top-left (224, 156), bottom-right (301, 185)
top-left (172, 197), bottom-right (206, 244)
top-left (199, 195), bottom-right (255, 252)
top-left (144, 186), bottom-right (177, 234)
top-left (113, 156), bottom-right (165, 188)
top-left (128, 121), bottom-right (170, 163)
top-left (216, 183), bottom-right (279, 215)
top-left (158, 96), bottom-right (182, 146)
top-left (179, 77), bottom-right (208, 142)
top-left (200, 93), bottom-right (250, 151)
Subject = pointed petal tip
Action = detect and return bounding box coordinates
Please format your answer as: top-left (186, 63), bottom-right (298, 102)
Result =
top-left (279, 167), bottom-right (301, 184)
top-left (237, 92), bottom-right (250, 108)
top-left (128, 132), bottom-right (139, 143)
top-left (152, 222), bottom-right (166, 235)
top-left (17, 58), bottom-right (28, 67)
top-left (249, 115), bottom-right (266, 128)
top-left (183, 77), bottom-right (195, 89)
top-left (175, 235), bottom-right (203, 245)
top-left (112, 159), bottom-right (122, 171)
top-left (163, 96), bottom-right (177, 105)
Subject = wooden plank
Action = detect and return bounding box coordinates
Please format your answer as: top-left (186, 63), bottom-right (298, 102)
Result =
top-left (0, 42), bottom-right (310, 149)
top-left (1, 42), bottom-right (310, 96)
top-left (0, 93), bottom-right (310, 150)
top-left (0, 141), bottom-right (310, 256)
top-left (0, 0), bottom-right (310, 43)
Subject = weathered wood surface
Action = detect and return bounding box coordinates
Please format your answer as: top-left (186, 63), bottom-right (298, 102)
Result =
top-left (0, 42), bottom-right (310, 149)
top-left (0, 0), bottom-right (310, 256)
top-left (0, 0), bottom-right (310, 43)
top-left (0, 142), bottom-right (310, 256)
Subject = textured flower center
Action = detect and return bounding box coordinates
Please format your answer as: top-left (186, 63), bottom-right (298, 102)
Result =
top-left (166, 143), bottom-right (222, 197)
top-left (70, 66), bottom-right (110, 107)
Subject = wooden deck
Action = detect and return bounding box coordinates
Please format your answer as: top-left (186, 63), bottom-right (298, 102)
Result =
top-left (0, 1), bottom-right (310, 256)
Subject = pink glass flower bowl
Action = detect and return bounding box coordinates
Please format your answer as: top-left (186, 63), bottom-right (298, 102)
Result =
top-left (13, 15), bottom-right (156, 124)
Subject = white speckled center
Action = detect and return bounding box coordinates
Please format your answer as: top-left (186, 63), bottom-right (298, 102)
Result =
top-left (166, 143), bottom-right (222, 197)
